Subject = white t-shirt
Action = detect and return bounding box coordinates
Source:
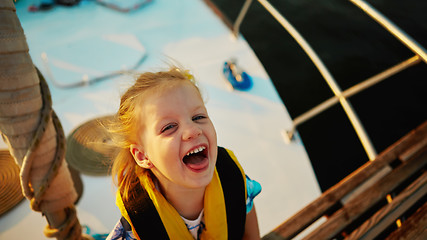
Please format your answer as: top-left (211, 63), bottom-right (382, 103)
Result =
top-left (181, 209), bottom-right (204, 240)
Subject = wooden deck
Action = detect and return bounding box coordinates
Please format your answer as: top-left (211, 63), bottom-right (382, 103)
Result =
top-left (263, 120), bottom-right (427, 240)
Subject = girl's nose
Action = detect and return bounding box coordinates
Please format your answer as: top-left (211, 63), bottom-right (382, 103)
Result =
top-left (183, 123), bottom-right (202, 140)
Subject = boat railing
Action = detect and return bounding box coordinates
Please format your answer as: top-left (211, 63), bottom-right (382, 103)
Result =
top-left (232, 0), bottom-right (427, 161)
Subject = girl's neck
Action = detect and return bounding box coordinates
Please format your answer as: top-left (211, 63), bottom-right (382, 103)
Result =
top-left (155, 178), bottom-right (206, 220)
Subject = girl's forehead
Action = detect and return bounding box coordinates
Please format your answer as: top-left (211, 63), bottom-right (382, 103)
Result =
top-left (141, 82), bottom-right (204, 111)
top-left (152, 81), bottom-right (201, 100)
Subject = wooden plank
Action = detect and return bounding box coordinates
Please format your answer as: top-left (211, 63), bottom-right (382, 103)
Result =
top-left (385, 201), bottom-right (427, 240)
top-left (399, 136), bottom-right (427, 161)
top-left (347, 170), bottom-right (427, 239)
top-left (302, 149), bottom-right (427, 240)
top-left (262, 232), bottom-right (286, 240)
top-left (264, 121), bottom-right (427, 240)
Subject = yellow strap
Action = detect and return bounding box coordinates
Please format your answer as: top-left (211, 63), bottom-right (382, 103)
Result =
top-left (139, 172), bottom-right (194, 239)
top-left (116, 190), bottom-right (141, 240)
top-left (200, 169), bottom-right (227, 240)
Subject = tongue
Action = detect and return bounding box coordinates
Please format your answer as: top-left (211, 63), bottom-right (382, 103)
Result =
top-left (184, 154), bottom-right (207, 170)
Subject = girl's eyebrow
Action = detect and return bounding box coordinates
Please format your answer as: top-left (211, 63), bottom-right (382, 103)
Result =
top-left (192, 104), bottom-right (207, 112)
top-left (154, 102), bottom-right (206, 121)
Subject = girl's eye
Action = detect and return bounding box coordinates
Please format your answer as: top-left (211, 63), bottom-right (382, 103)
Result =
top-left (161, 123), bottom-right (177, 133)
top-left (192, 115), bottom-right (206, 121)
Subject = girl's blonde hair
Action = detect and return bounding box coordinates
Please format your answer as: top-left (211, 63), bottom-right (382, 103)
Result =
top-left (110, 67), bottom-right (201, 201)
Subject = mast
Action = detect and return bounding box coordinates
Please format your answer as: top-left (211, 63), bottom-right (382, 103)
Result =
top-left (0, 1), bottom-right (85, 239)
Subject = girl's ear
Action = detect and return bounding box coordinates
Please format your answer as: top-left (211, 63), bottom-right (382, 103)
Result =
top-left (130, 144), bottom-right (153, 169)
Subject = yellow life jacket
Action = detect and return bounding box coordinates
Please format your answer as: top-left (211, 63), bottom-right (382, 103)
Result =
top-left (116, 147), bottom-right (247, 240)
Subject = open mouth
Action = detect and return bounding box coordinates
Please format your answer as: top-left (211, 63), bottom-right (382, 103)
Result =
top-left (183, 146), bottom-right (209, 171)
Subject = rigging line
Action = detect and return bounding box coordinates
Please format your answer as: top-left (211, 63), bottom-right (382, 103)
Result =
top-left (41, 52), bottom-right (146, 89)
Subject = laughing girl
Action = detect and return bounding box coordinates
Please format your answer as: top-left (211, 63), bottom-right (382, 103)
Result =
top-left (106, 67), bottom-right (261, 240)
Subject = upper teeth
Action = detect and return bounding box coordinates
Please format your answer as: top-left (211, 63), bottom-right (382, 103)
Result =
top-left (186, 146), bottom-right (206, 156)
